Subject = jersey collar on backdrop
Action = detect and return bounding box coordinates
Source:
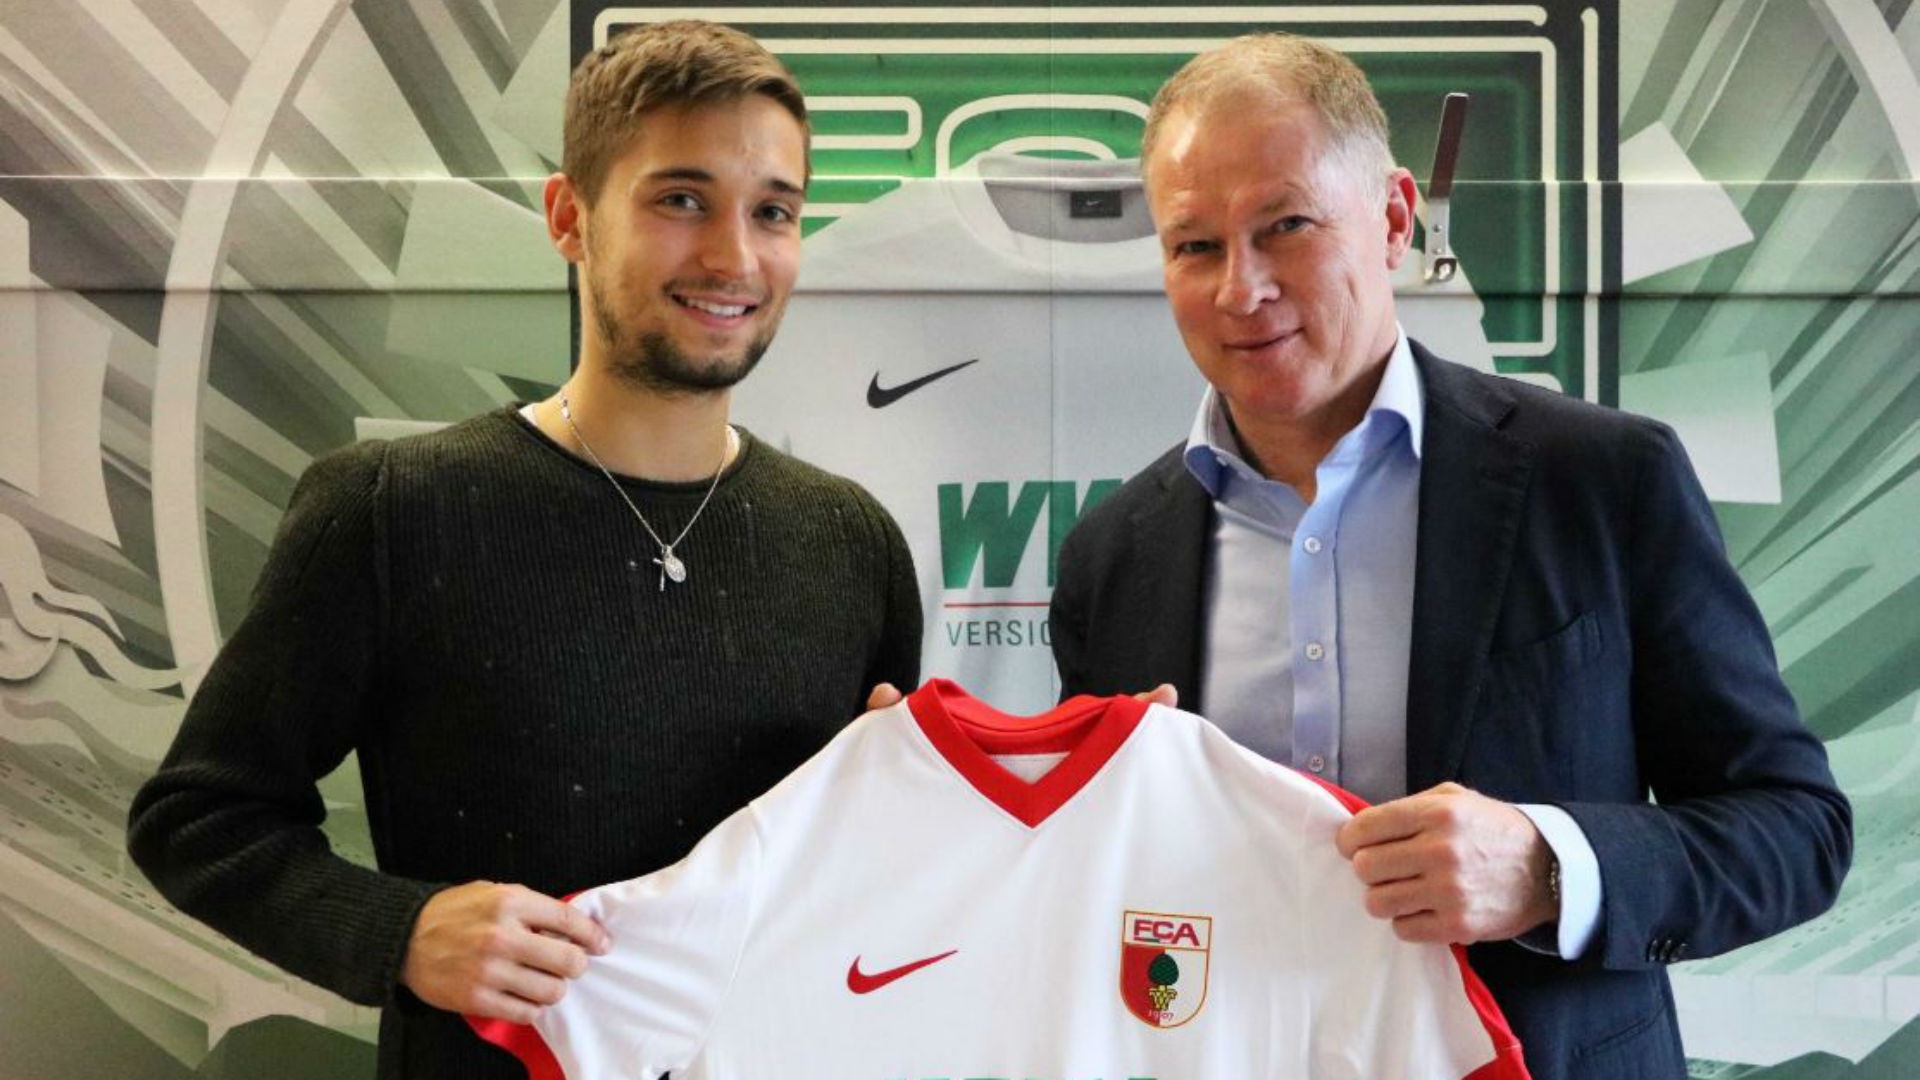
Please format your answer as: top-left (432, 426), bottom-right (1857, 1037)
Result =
top-left (796, 154), bottom-right (1165, 292)
top-left (906, 679), bottom-right (1148, 828)
top-left (951, 153), bottom-right (1163, 287)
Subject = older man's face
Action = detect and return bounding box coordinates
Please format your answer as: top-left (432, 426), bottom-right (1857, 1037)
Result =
top-left (1147, 96), bottom-right (1413, 440)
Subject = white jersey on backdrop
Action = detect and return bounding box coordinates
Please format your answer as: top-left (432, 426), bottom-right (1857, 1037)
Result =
top-left (471, 680), bottom-right (1529, 1080)
top-left (736, 155), bottom-right (1195, 710)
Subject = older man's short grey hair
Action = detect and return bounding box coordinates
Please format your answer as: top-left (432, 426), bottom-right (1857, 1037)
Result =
top-left (1140, 33), bottom-right (1395, 191)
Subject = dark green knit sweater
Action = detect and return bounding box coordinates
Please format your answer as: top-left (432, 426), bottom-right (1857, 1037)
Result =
top-left (128, 408), bottom-right (921, 1079)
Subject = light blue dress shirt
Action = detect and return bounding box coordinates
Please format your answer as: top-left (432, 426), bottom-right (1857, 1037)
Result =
top-left (1183, 330), bottom-right (1601, 959)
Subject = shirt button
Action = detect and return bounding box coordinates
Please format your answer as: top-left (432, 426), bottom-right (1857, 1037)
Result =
top-left (1303, 536), bottom-right (1323, 554)
top-left (1304, 642), bottom-right (1326, 661)
top-left (1306, 754), bottom-right (1326, 773)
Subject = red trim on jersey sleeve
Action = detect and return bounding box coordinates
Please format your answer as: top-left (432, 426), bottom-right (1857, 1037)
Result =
top-left (1452, 944), bottom-right (1532, 1079)
top-left (466, 1014), bottom-right (566, 1080)
top-left (905, 679), bottom-right (1147, 828)
top-left (1294, 767), bottom-right (1374, 814)
top-left (1292, 772), bottom-right (1532, 1078)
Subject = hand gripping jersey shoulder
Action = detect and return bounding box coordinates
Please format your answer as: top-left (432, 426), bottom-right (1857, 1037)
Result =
top-left (471, 680), bottom-right (1530, 1080)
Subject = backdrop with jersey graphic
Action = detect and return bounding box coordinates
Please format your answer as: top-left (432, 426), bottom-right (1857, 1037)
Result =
top-left (0, 1), bottom-right (1913, 1076)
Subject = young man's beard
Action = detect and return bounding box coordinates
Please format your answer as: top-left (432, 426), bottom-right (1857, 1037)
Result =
top-left (603, 319), bottom-right (769, 396)
top-left (588, 273), bottom-right (775, 396)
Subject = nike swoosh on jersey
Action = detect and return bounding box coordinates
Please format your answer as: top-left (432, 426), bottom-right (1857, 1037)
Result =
top-left (866, 358), bottom-right (980, 408)
top-left (846, 949), bottom-right (959, 994)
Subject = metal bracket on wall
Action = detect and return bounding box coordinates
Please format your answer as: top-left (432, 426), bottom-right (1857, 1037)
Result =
top-left (1424, 92), bottom-right (1469, 284)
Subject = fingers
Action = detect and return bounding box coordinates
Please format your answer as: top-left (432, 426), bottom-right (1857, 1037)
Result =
top-left (1389, 911), bottom-right (1453, 945)
top-left (493, 887), bottom-right (605, 984)
top-left (467, 986), bottom-right (548, 1027)
top-left (1361, 874), bottom-right (1479, 932)
top-left (1335, 785), bottom-right (1556, 945)
top-left (511, 926), bottom-right (593, 981)
top-left (1359, 874), bottom-right (1475, 944)
top-left (488, 953), bottom-right (572, 1007)
top-left (1132, 684), bottom-right (1178, 709)
top-left (1387, 899), bottom-right (1491, 945)
top-left (517, 889), bottom-right (612, 955)
top-left (1335, 783), bottom-right (1477, 857)
top-left (402, 881), bottom-right (606, 1019)
top-left (1347, 835), bottom-right (1432, 887)
top-left (1358, 874), bottom-right (1424, 920)
top-left (865, 682), bottom-right (903, 711)
top-left (1335, 799), bottom-right (1426, 858)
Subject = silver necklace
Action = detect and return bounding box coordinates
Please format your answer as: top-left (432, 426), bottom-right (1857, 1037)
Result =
top-left (558, 392), bottom-right (733, 591)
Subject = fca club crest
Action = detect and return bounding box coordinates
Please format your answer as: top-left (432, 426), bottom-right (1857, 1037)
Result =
top-left (1120, 910), bottom-right (1212, 1028)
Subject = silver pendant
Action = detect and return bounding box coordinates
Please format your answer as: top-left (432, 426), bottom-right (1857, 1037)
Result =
top-left (656, 548), bottom-right (687, 588)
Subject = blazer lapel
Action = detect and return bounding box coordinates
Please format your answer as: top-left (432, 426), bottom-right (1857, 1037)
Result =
top-left (1406, 351), bottom-right (1534, 791)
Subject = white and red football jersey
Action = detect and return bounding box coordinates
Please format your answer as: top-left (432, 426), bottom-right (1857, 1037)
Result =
top-left (472, 681), bottom-right (1529, 1080)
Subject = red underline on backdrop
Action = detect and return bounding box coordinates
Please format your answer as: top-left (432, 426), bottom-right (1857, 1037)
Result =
top-left (942, 601), bottom-right (1051, 609)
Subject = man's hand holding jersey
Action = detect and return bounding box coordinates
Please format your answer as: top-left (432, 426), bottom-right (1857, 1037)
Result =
top-left (866, 685), bottom-right (1557, 949)
top-left (1336, 782), bottom-right (1558, 945)
top-left (402, 880), bottom-right (611, 1023)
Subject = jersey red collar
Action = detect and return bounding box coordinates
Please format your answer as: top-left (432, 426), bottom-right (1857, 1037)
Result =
top-left (906, 679), bottom-right (1148, 827)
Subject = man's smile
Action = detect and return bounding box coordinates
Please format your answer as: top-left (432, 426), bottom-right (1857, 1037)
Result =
top-left (672, 291), bottom-right (761, 325)
top-left (1224, 329), bottom-right (1298, 354)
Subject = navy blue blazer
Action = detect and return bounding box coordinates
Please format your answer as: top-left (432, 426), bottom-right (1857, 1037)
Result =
top-left (1050, 344), bottom-right (1851, 1079)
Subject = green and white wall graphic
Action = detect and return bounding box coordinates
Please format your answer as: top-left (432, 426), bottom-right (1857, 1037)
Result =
top-left (0, 1), bottom-right (1914, 1075)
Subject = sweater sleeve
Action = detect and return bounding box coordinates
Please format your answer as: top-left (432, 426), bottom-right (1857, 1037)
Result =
top-left (127, 440), bottom-right (441, 1006)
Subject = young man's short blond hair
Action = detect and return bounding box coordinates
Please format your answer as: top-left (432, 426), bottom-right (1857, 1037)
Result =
top-left (1141, 33), bottom-right (1394, 190)
top-left (563, 20), bottom-right (809, 205)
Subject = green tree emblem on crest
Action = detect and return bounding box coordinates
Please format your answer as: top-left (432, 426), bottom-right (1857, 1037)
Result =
top-left (1145, 951), bottom-right (1181, 1019)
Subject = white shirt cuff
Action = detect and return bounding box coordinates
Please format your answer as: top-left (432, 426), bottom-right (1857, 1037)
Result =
top-left (1515, 803), bottom-right (1603, 960)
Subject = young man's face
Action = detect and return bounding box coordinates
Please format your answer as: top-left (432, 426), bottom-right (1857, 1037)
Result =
top-left (1146, 94), bottom-right (1412, 435)
top-left (559, 95), bottom-right (807, 394)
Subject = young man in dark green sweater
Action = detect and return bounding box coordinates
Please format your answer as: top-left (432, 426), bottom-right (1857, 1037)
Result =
top-left (128, 21), bottom-right (921, 1079)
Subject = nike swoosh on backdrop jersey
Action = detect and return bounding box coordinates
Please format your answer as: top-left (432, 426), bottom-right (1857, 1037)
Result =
top-left (866, 358), bottom-right (979, 407)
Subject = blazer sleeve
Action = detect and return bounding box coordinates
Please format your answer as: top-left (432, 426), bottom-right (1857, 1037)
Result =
top-left (1050, 517), bottom-right (1097, 700)
top-left (1049, 444), bottom-right (1210, 705)
top-left (1558, 424), bottom-right (1852, 970)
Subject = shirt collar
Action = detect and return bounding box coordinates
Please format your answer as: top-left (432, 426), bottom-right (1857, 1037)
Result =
top-left (1183, 326), bottom-right (1424, 498)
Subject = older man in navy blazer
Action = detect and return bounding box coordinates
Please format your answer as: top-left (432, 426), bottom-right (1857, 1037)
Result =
top-left (1050, 34), bottom-right (1850, 1080)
